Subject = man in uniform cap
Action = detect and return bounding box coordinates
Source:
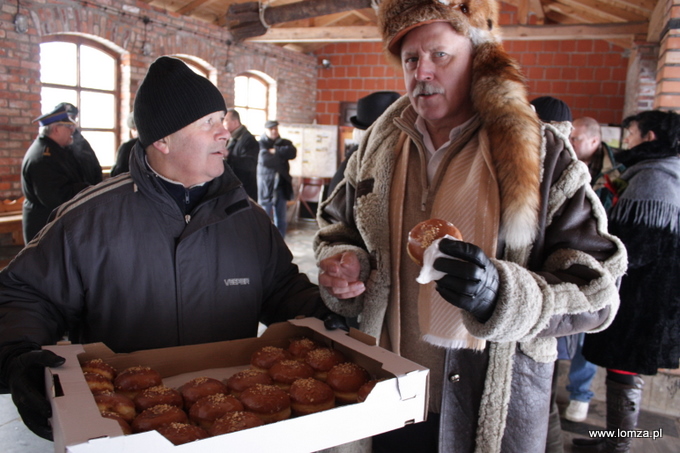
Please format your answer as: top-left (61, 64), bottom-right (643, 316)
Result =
top-left (0, 56), bottom-right (334, 441)
top-left (20, 104), bottom-right (90, 243)
top-left (327, 91), bottom-right (402, 198)
top-left (54, 102), bottom-right (103, 186)
top-left (314, 0), bottom-right (626, 451)
top-left (257, 120), bottom-right (297, 238)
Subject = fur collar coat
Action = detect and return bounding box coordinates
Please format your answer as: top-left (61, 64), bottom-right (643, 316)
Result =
top-left (315, 96), bottom-right (626, 452)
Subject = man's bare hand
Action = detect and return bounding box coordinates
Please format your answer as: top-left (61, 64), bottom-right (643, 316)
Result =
top-left (318, 252), bottom-right (366, 299)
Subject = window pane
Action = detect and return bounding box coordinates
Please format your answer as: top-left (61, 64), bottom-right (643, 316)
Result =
top-left (248, 78), bottom-right (267, 109)
top-left (234, 76), bottom-right (249, 107)
top-left (40, 87), bottom-right (77, 115)
top-left (40, 42), bottom-right (77, 86)
top-left (80, 92), bottom-right (115, 129)
top-left (244, 109), bottom-right (266, 137)
top-left (80, 46), bottom-right (115, 90)
top-left (82, 131), bottom-right (115, 167)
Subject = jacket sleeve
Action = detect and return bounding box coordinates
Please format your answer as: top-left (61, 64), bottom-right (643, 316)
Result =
top-left (463, 126), bottom-right (627, 345)
top-left (313, 140), bottom-right (373, 319)
top-left (258, 219), bottom-right (331, 325)
top-left (0, 222), bottom-right (80, 357)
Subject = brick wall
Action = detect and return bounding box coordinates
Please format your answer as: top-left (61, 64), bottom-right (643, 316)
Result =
top-left (314, 38), bottom-right (630, 126)
top-left (0, 0), bottom-right (317, 199)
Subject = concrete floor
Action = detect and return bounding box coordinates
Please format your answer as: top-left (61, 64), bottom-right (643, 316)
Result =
top-left (1, 219), bottom-right (678, 452)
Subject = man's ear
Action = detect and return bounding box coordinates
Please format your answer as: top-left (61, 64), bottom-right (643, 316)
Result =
top-left (644, 130), bottom-right (657, 142)
top-left (151, 137), bottom-right (170, 155)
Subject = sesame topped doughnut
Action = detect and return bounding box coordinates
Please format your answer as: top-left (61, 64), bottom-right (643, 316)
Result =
top-left (81, 358), bottom-right (117, 381)
top-left (84, 371), bottom-right (115, 395)
top-left (304, 347), bottom-right (347, 381)
top-left (250, 346), bottom-right (291, 371)
top-left (156, 422), bottom-right (208, 446)
top-left (209, 411), bottom-right (264, 436)
top-left (133, 385), bottom-right (183, 412)
top-left (239, 384), bottom-right (291, 424)
top-left (189, 393), bottom-right (244, 430)
top-left (226, 368), bottom-right (274, 397)
top-left (268, 359), bottom-right (315, 391)
top-left (178, 376), bottom-right (229, 410)
top-left (289, 377), bottom-right (336, 416)
top-left (287, 336), bottom-right (319, 361)
top-left (94, 391), bottom-right (136, 422)
top-left (326, 362), bottom-right (370, 404)
top-left (131, 404), bottom-right (188, 433)
top-left (113, 366), bottom-right (163, 400)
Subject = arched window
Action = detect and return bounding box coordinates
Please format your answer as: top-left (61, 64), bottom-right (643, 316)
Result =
top-left (234, 73), bottom-right (273, 137)
top-left (40, 37), bottom-right (120, 167)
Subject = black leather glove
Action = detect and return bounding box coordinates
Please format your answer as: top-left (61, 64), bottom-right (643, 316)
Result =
top-left (322, 313), bottom-right (350, 331)
top-left (2, 345), bottom-right (65, 440)
top-left (433, 239), bottom-right (500, 323)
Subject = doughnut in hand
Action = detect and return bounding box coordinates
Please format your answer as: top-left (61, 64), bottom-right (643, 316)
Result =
top-left (407, 218), bottom-right (462, 266)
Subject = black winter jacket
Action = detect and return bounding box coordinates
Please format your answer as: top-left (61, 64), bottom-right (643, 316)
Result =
top-left (21, 136), bottom-right (91, 243)
top-left (0, 141), bottom-right (328, 371)
top-left (257, 134), bottom-right (296, 203)
top-left (583, 143), bottom-right (680, 374)
top-left (226, 126), bottom-right (259, 200)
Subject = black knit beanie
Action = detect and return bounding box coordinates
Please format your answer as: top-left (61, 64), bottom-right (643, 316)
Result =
top-left (530, 96), bottom-right (572, 123)
top-left (134, 56), bottom-right (226, 147)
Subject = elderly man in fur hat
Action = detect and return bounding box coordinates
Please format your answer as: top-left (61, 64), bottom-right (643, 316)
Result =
top-left (315, 0), bottom-right (627, 451)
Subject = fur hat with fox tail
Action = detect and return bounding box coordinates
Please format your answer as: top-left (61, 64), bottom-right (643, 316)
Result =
top-left (377, 0), bottom-right (543, 248)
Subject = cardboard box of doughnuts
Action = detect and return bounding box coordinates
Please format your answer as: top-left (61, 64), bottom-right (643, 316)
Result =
top-left (43, 317), bottom-right (429, 453)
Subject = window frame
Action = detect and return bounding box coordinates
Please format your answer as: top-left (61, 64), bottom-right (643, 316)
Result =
top-left (39, 35), bottom-right (122, 168)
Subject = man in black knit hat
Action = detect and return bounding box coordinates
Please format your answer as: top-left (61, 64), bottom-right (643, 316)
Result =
top-left (0, 56), bottom-right (333, 441)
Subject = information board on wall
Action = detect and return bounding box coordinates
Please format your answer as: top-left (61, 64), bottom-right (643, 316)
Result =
top-left (279, 124), bottom-right (338, 178)
top-left (601, 126), bottom-right (622, 149)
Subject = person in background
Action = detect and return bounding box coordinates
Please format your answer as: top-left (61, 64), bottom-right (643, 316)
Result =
top-left (313, 0), bottom-right (626, 451)
top-left (20, 104), bottom-right (92, 243)
top-left (56, 102), bottom-right (103, 186)
top-left (0, 56), bottom-right (335, 441)
top-left (327, 91), bottom-right (401, 197)
top-left (576, 109), bottom-right (680, 452)
top-left (223, 108), bottom-right (259, 200)
top-left (571, 117), bottom-right (625, 212)
top-left (257, 120), bottom-right (297, 238)
top-left (110, 112), bottom-right (138, 177)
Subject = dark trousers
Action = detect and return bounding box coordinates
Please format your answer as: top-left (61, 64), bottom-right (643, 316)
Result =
top-left (373, 412), bottom-right (440, 453)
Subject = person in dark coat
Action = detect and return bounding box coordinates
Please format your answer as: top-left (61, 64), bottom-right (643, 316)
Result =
top-left (110, 112), bottom-right (138, 177)
top-left (257, 120), bottom-right (296, 238)
top-left (326, 91), bottom-right (401, 198)
top-left (55, 103), bottom-right (103, 186)
top-left (20, 104), bottom-right (92, 243)
top-left (224, 108), bottom-right (259, 200)
top-left (0, 56), bottom-right (337, 442)
top-left (577, 109), bottom-right (680, 452)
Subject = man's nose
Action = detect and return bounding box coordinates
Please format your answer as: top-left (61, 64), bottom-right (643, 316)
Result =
top-left (415, 59), bottom-right (434, 81)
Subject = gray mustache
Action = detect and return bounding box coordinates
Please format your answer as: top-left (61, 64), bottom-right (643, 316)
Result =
top-left (413, 82), bottom-right (444, 96)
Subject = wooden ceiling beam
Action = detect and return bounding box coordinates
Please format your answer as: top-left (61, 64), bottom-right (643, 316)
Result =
top-left (560, 0), bottom-right (647, 22)
top-left (246, 21), bottom-right (649, 43)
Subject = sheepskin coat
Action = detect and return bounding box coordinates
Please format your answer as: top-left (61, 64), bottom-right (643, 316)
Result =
top-left (314, 96), bottom-right (627, 453)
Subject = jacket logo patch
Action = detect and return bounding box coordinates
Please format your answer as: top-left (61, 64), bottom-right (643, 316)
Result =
top-left (224, 278), bottom-right (250, 286)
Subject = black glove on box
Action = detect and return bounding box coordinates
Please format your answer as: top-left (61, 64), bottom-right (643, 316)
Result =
top-left (433, 239), bottom-right (500, 323)
top-left (0, 343), bottom-right (65, 440)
